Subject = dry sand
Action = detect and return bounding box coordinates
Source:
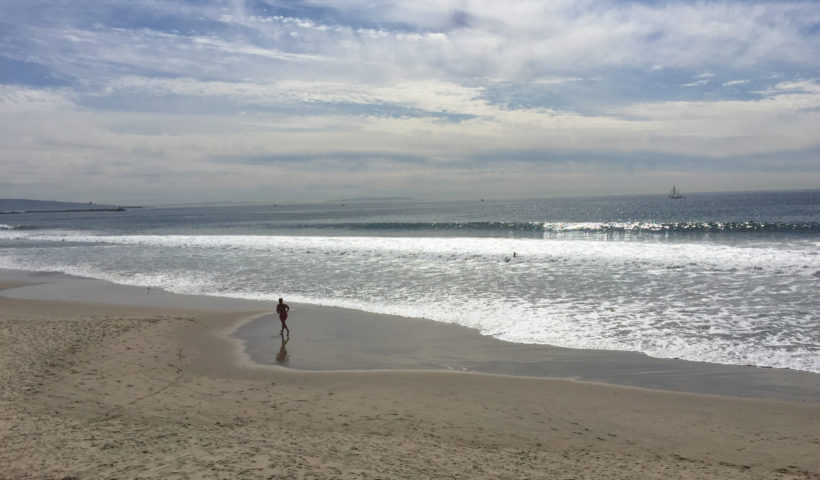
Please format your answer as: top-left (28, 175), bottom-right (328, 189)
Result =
top-left (1, 279), bottom-right (819, 479)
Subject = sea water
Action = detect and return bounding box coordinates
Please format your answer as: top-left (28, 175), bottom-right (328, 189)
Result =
top-left (1, 190), bottom-right (818, 372)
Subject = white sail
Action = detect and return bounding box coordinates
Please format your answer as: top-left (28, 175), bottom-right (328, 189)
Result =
top-left (669, 185), bottom-right (682, 199)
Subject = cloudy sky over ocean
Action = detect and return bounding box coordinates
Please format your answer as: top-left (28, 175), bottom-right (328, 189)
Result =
top-left (1, 0), bottom-right (819, 204)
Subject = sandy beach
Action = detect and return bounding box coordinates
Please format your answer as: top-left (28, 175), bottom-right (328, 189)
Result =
top-left (1, 271), bottom-right (819, 479)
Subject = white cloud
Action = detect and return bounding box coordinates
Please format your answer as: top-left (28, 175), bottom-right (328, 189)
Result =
top-left (682, 79), bottom-right (711, 87)
top-left (0, 86), bottom-right (75, 113)
top-left (5, 76), bottom-right (818, 177)
top-left (10, 0), bottom-right (817, 86)
top-left (1, 0), bottom-right (819, 202)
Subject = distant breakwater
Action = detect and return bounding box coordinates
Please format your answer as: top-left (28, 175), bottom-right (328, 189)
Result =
top-left (0, 207), bottom-right (127, 214)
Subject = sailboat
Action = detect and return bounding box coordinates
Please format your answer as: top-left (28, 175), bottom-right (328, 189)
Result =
top-left (669, 185), bottom-right (683, 199)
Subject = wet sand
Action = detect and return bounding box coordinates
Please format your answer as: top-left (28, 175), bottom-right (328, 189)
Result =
top-left (236, 310), bottom-right (820, 402)
top-left (4, 269), bottom-right (818, 402)
top-left (1, 268), bottom-right (819, 479)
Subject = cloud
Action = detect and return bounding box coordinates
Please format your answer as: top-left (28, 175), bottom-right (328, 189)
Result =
top-left (6, 1), bottom-right (819, 84)
top-left (0, 85), bottom-right (75, 112)
top-left (682, 72), bottom-right (714, 87)
top-left (682, 79), bottom-right (710, 87)
top-left (0, 0), bottom-right (818, 203)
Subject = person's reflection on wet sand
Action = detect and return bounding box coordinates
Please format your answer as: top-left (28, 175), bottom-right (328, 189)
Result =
top-left (275, 334), bottom-right (289, 365)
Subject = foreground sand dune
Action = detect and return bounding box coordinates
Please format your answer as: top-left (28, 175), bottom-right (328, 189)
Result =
top-left (1, 282), bottom-right (819, 479)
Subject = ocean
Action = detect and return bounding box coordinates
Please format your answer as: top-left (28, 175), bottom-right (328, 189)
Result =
top-left (1, 190), bottom-right (818, 373)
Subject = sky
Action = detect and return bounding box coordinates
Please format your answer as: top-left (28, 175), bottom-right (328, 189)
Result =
top-left (1, 0), bottom-right (819, 204)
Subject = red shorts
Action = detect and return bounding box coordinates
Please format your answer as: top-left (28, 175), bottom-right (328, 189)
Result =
top-left (279, 313), bottom-right (288, 322)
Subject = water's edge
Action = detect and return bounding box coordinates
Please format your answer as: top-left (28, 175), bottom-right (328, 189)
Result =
top-left (2, 268), bottom-right (818, 403)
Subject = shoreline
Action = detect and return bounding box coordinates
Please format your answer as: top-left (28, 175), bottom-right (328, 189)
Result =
top-left (1, 268), bottom-right (818, 402)
top-left (2, 268), bottom-right (820, 478)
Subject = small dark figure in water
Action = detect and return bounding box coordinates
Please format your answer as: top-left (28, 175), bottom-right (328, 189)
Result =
top-left (276, 298), bottom-right (290, 335)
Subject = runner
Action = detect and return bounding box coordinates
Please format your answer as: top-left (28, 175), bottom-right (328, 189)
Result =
top-left (276, 298), bottom-right (290, 335)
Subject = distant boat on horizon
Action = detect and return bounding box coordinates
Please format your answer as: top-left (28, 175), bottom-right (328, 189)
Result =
top-left (669, 185), bottom-right (683, 199)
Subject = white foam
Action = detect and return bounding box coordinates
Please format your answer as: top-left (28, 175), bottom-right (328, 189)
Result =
top-left (2, 231), bottom-right (817, 275)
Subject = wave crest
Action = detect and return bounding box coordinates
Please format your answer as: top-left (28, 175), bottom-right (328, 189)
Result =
top-left (294, 220), bottom-right (820, 233)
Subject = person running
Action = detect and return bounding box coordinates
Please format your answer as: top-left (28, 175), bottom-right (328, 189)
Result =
top-left (276, 298), bottom-right (290, 335)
